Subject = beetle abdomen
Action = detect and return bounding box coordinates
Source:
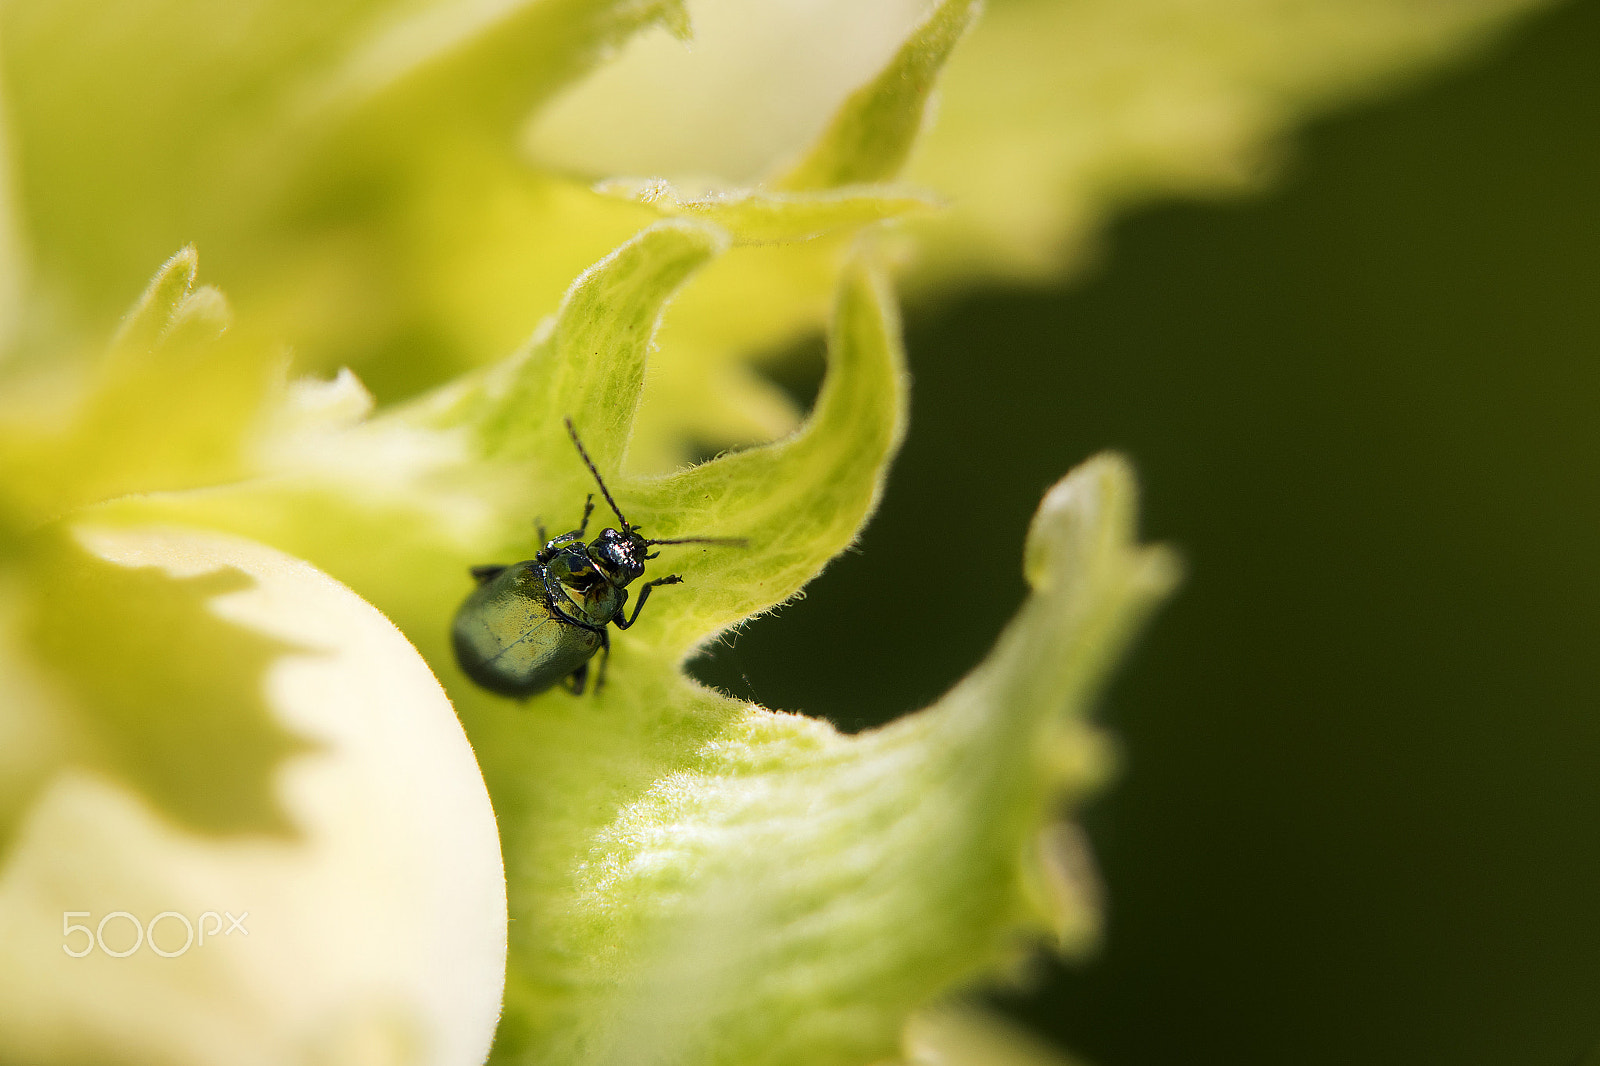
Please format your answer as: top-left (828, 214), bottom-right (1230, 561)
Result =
top-left (451, 562), bottom-right (603, 698)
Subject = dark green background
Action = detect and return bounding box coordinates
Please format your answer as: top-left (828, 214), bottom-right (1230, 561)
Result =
top-left (692, 2), bottom-right (1600, 1064)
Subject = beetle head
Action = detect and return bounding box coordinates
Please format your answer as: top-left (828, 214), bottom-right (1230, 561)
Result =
top-left (565, 419), bottom-right (746, 588)
top-left (588, 527), bottom-right (648, 586)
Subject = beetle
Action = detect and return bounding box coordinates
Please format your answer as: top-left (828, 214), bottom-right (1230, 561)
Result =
top-left (451, 418), bottom-right (740, 698)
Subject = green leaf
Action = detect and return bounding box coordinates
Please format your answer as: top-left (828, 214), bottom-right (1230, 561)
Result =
top-left (420, 218), bottom-right (730, 470)
top-left (777, 0), bottom-right (982, 191)
top-left (110, 221), bottom-right (1176, 1064)
top-left (549, 0), bottom-right (977, 470)
top-left (0, 5), bottom-right (1547, 1058)
top-left (483, 0), bottom-right (1551, 471)
top-left (504, 454), bottom-right (1173, 1066)
top-left (623, 257), bottom-right (908, 653)
top-left (2, 0), bottom-right (391, 330)
top-left (96, 222), bottom-right (908, 1060)
top-left (0, 0), bottom-right (1552, 478)
top-left (108, 220), bottom-right (743, 597)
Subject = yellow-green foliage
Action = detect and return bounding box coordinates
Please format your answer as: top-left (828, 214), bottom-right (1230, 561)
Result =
top-left (0, 0), bottom-right (1549, 1062)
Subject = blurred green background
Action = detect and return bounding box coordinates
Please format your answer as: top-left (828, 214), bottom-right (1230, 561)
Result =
top-left (692, 1), bottom-right (1600, 1063)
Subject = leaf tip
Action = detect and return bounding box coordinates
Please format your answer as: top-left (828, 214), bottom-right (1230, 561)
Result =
top-left (1024, 452), bottom-right (1180, 602)
top-left (659, 0), bottom-right (692, 43)
top-left (112, 246), bottom-right (202, 352)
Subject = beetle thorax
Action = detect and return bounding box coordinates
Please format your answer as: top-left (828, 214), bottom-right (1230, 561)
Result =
top-left (543, 544), bottom-right (624, 627)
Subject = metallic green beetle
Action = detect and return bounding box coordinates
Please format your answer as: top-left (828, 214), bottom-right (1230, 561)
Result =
top-left (451, 419), bottom-right (739, 698)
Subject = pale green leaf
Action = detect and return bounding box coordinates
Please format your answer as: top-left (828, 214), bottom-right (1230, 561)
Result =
top-left (13, 526), bottom-right (312, 849)
top-left (509, 453), bottom-right (1174, 1066)
top-left (0, 0), bottom-right (1555, 477)
top-left (108, 228), bottom-right (1173, 1066)
top-left (624, 257), bottom-right (908, 653)
top-left (903, 0), bottom-right (1554, 285)
top-left (0, 139), bottom-right (1171, 1063)
top-left (0, 5), bottom-right (1545, 1057)
top-left (624, 233), bottom-right (858, 471)
top-left (502, 0), bottom-right (1553, 471)
top-left (92, 223), bottom-right (912, 1062)
top-left (532, 0), bottom-right (979, 469)
top-left (0, 0), bottom-right (686, 361)
top-left (777, 0), bottom-right (981, 191)
top-left (0, 525), bottom-right (505, 1066)
top-left (1, 0), bottom-right (399, 332)
top-left (418, 218), bottom-right (730, 470)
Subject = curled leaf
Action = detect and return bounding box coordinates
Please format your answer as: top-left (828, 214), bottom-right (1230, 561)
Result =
top-left (108, 221), bottom-right (911, 1061)
top-left (0, 247), bottom-right (281, 527)
top-left (106, 219), bottom-right (1169, 1063)
top-left (420, 218), bottom-right (730, 472)
top-left (626, 256), bottom-right (909, 653)
top-left (515, 455), bottom-right (1174, 1066)
top-left (776, 0), bottom-right (982, 191)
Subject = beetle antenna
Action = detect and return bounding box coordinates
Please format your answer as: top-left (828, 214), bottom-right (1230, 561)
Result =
top-left (565, 417), bottom-right (630, 530)
top-left (644, 536), bottom-right (749, 547)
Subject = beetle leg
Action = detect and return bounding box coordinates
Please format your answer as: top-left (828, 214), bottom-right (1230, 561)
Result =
top-left (564, 660), bottom-right (589, 696)
top-left (613, 575), bottom-right (684, 630)
top-left (595, 630), bottom-right (612, 693)
top-left (536, 518), bottom-right (548, 545)
top-left (553, 495), bottom-right (596, 545)
top-left (469, 564), bottom-right (508, 584)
